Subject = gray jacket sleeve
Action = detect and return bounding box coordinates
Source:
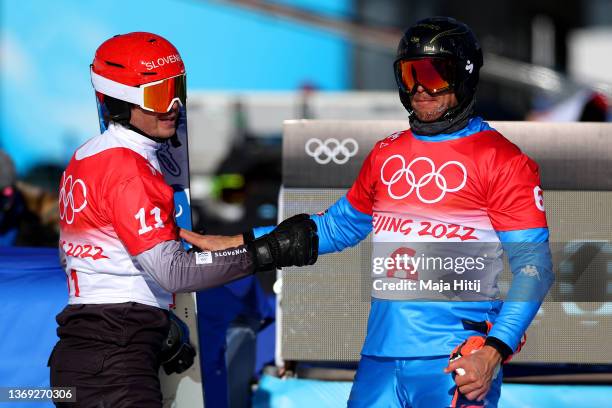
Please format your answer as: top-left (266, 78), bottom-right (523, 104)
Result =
top-left (134, 240), bottom-right (255, 293)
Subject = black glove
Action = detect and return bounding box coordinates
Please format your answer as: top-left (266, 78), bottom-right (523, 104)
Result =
top-left (247, 214), bottom-right (318, 272)
top-left (242, 214), bottom-right (312, 245)
top-left (243, 214), bottom-right (314, 246)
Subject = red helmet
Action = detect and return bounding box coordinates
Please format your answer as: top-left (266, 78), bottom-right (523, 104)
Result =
top-left (91, 32), bottom-right (186, 113)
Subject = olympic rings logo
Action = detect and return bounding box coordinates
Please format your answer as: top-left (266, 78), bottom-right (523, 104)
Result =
top-left (380, 155), bottom-right (467, 204)
top-left (305, 138), bottom-right (359, 165)
top-left (59, 172), bottom-right (88, 224)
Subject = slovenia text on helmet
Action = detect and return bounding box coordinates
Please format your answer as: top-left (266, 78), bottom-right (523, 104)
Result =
top-left (90, 32), bottom-right (187, 129)
top-left (394, 17), bottom-right (483, 122)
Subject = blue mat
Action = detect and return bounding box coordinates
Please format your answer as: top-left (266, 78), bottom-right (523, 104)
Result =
top-left (0, 247), bottom-right (66, 407)
top-left (253, 374), bottom-right (612, 408)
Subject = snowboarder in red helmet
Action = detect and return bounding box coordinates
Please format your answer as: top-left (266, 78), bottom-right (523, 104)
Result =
top-left (48, 32), bottom-right (318, 408)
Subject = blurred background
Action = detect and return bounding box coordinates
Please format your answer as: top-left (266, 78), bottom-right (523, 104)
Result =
top-left (1, 0), bottom-right (611, 244)
top-left (1, 1), bottom-right (611, 407)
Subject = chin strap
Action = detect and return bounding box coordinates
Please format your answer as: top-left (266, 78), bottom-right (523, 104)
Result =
top-left (408, 98), bottom-right (475, 136)
top-left (170, 134), bottom-right (181, 148)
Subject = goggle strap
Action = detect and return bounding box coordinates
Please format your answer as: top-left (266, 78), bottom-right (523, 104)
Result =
top-left (91, 69), bottom-right (144, 107)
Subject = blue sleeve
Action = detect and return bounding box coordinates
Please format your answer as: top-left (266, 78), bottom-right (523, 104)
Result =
top-left (251, 196), bottom-right (372, 254)
top-left (489, 227), bottom-right (554, 351)
top-left (311, 196), bottom-right (372, 254)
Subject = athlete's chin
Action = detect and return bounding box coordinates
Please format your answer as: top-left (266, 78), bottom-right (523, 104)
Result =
top-left (412, 103), bottom-right (446, 122)
top-left (156, 124), bottom-right (177, 138)
top-left (414, 111), bottom-right (445, 122)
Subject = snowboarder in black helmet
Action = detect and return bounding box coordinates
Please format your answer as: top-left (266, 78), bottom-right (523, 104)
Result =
top-left (344, 17), bottom-right (553, 408)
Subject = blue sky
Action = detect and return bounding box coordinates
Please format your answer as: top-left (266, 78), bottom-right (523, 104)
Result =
top-left (0, 0), bottom-right (352, 174)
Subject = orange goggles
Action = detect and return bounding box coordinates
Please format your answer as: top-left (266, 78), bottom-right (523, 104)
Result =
top-left (141, 74), bottom-right (187, 113)
top-left (395, 58), bottom-right (455, 95)
top-left (91, 69), bottom-right (186, 113)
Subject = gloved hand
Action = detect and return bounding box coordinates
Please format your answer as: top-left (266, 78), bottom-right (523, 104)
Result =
top-left (445, 336), bottom-right (501, 403)
top-left (275, 213), bottom-right (312, 231)
top-left (248, 214), bottom-right (318, 272)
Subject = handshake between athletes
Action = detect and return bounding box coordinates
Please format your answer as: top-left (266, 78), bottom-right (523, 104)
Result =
top-left (180, 214), bottom-right (319, 273)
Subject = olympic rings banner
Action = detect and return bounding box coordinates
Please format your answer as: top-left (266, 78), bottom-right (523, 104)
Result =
top-left (283, 120), bottom-right (407, 188)
top-left (282, 120), bottom-right (612, 190)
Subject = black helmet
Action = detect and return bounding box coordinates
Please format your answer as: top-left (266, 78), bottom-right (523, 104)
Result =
top-left (394, 17), bottom-right (483, 120)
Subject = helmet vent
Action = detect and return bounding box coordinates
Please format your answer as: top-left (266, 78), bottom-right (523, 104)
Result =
top-left (105, 61), bottom-right (125, 68)
top-left (141, 72), bottom-right (156, 76)
top-left (148, 38), bottom-right (157, 43)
